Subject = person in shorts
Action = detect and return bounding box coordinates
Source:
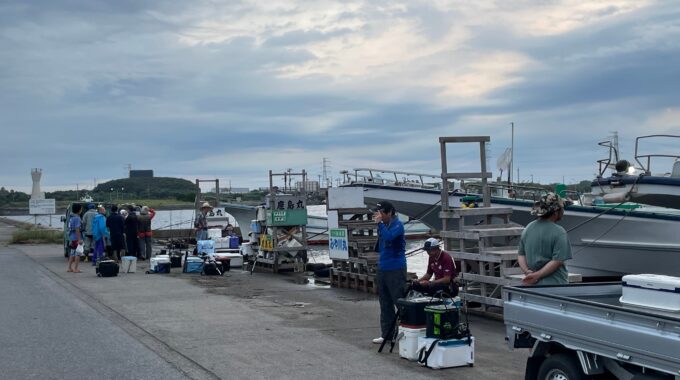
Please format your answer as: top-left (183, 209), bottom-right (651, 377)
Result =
top-left (67, 204), bottom-right (83, 273)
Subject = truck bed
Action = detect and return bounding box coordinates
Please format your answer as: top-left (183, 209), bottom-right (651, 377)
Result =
top-left (503, 283), bottom-right (680, 377)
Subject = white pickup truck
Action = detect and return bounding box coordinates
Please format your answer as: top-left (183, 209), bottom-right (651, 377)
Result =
top-left (504, 283), bottom-right (680, 380)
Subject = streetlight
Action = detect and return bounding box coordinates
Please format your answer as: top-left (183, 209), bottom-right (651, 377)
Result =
top-left (110, 187), bottom-right (114, 201)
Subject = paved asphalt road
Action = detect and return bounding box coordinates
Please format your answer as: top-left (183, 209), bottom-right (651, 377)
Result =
top-left (0, 219), bottom-right (527, 380)
top-left (0, 223), bottom-right (189, 380)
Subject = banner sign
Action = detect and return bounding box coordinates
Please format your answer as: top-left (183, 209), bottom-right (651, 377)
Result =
top-left (266, 209), bottom-right (308, 226)
top-left (329, 228), bottom-right (349, 260)
top-left (29, 199), bottom-right (56, 215)
top-left (259, 234), bottom-right (274, 251)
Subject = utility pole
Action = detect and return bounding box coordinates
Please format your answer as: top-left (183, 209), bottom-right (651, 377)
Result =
top-left (510, 122), bottom-right (514, 186)
top-left (517, 168), bottom-right (520, 184)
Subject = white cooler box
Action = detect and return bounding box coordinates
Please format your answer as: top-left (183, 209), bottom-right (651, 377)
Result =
top-left (398, 325), bottom-right (426, 361)
top-left (417, 336), bottom-right (474, 369)
top-left (120, 256), bottom-right (137, 273)
top-left (213, 237), bottom-right (230, 249)
top-left (150, 255), bottom-right (171, 272)
top-left (207, 228), bottom-right (222, 239)
top-left (214, 252), bottom-right (243, 268)
top-left (620, 274), bottom-right (680, 312)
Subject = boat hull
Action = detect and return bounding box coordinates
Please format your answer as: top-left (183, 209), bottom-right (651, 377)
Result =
top-left (352, 183), bottom-right (680, 277)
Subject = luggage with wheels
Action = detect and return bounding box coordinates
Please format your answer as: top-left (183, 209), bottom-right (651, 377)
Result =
top-left (97, 260), bottom-right (119, 277)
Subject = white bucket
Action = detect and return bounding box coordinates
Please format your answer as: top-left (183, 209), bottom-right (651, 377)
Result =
top-left (240, 242), bottom-right (253, 257)
top-left (398, 326), bottom-right (426, 360)
top-left (121, 256), bottom-right (137, 273)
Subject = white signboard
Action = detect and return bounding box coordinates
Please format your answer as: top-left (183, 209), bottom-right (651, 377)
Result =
top-left (328, 228), bottom-right (349, 260)
top-left (328, 187), bottom-right (365, 209)
top-left (327, 210), bottom-right (339, 229)
top-left (29, 199), bottom-right (56, 215)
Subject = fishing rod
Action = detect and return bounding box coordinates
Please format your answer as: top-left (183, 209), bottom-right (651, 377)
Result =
top-left (154, 219), bottom-right (195, 230)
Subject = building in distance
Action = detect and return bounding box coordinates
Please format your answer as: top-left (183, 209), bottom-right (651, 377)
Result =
top-left (129, 170), bottom-right (154, 178)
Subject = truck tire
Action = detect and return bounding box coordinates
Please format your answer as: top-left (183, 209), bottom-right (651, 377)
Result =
top-left (537, 354), bottom-right (590, 380)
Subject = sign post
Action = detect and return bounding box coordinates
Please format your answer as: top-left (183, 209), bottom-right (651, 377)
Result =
top-left (329, 228), bottom-right (349, 260)
top-left (29, 199), bottom-right (56, 226)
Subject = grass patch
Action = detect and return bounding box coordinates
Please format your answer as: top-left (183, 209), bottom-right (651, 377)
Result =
top-left (11, 227), bottom-right (62, 244)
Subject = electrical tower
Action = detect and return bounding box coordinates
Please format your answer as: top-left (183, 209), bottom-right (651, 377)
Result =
top-left (322, 157), bottom-right (331, 188)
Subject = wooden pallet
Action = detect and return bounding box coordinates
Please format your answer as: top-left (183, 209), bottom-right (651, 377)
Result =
top-left (330, 269), bottom-right (378, 294)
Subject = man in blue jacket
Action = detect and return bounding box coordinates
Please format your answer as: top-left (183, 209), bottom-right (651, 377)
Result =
top-left (92, 205), bottom-right (110, 266)
top-left (371, 200), bottom-right (406, 344)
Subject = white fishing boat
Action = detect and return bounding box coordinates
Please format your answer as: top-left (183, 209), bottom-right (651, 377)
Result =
top-left (338, 155), bottom-right (680, 278)
top-left (588, 134), bottom-right (680, 209)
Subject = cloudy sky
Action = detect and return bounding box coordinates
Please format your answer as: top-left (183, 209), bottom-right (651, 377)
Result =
top-left (1, 0), bottom-right (679, 192)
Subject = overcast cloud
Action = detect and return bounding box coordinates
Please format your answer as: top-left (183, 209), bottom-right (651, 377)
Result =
top-left (1, 0), bottom-right (679, 192)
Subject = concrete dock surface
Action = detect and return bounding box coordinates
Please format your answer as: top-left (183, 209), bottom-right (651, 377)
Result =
top-left (0, 221), bottom-right (527, 379)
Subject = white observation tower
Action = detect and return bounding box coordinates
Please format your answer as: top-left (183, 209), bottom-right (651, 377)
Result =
top-left (31, 168), bottom-right (45, 200)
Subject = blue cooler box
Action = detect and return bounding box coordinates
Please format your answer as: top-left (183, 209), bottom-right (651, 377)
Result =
top-left (229, 235), bottom-right (239, 249)
top-left (184, 257), bottom-right (204, 273)
top-left (197, 240), bottom-right (215, 254)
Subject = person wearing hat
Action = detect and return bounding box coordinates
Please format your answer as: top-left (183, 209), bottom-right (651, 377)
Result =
top-left (137, 205), bottom-right (156, 260)
top-left (194, 202), bottom-right (212, 241)
top-left (81, 202), bottom-right (97, 260)
top-left (518, 192), bottom-right (573, 285)
top-left (411, 238), bottom-right (458, 296)
top-left (106, 205), bottom-right (125, 262)
top-left (371, 200), bottom-right (407, 345)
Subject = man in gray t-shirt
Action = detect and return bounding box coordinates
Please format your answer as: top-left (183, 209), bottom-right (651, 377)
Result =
top-left (518, 192), bottom-right (572, 285)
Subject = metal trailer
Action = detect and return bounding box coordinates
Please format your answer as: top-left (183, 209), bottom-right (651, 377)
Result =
top-left (503, 283), bottom-right (680, 380)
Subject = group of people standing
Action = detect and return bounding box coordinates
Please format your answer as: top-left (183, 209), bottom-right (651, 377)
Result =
top-left (66, 202), bottom-right (156, 273)
top-left (371, 192), bottom-right (573, 344)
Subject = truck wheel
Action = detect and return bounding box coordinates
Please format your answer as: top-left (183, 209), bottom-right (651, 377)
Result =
top-left (537, 354), bottom-right (590, 380)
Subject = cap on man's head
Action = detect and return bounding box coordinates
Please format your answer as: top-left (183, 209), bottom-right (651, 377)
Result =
top-left (371, 200), bottom-right (395, 214)
top-left (423, 238), bottom-right (441, 251)
top-left (87, 203), bottom-right (95, 209)
top-left (201, 202), bottom-right (213, 209)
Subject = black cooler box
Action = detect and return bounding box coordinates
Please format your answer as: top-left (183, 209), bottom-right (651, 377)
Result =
top-left (396, 297), bottom-right (444, 327)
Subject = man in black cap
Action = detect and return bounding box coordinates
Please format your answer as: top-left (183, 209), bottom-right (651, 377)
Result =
top-left (411, 238), bottom-right (458, 297)
top-left (371, 200), bottom-right (407, 344)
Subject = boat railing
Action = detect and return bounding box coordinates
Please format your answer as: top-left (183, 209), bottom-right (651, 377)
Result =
top-left (341, 168), bottom-right (444, 190)
top-left (597, 139), bottom-right (620, 177)
top-left (634, 134), bottom-right (680, 175)
top-left (463, 182), bottom-right (553, 202)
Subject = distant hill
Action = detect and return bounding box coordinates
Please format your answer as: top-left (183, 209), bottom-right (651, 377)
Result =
top-left (93, 177), bottom-right (196, 202)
